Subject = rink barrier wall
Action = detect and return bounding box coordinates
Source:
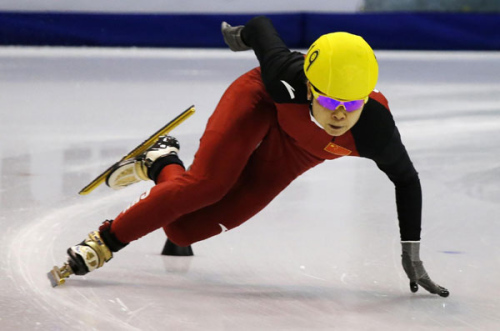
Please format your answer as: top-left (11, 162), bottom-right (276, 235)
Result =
top-left (0, 12), bottom-right (499, 50)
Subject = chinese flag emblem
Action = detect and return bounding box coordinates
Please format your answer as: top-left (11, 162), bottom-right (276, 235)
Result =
top-left (324, 142), bottom-right (352, 156)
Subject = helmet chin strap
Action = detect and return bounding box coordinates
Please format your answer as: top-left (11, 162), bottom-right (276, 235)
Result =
top-left (308, 99), bottom-right (328, 131)
top-left (307, 82), bottom-right (328, 131)
top-left (307, 83), bottom-right (314, 116)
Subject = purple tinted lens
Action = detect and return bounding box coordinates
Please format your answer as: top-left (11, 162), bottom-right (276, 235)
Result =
top-left (317, 95), bottom-right (364, 112)
top-left (343, 100), bottom-right (365, 111)
top-left (316, 95), bottom-right (342, 110)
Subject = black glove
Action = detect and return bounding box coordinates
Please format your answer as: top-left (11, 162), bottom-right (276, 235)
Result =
top-left (401, 242), bottom-right (449, 297)
top-left (221, 22), bottom-right (251, 52)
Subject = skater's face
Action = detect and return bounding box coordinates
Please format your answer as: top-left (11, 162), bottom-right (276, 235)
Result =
top-left (307, 82), bottom-right (365, 137)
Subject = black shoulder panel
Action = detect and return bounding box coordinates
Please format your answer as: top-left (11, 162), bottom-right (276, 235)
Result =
top-left (351, 98), bottom-right (396, 158)
top-left (261, 52), bottom-right (309, 104)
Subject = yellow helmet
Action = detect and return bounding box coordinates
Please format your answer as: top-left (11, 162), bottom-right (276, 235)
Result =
top-left (304, 32), bottom-right (378, 101)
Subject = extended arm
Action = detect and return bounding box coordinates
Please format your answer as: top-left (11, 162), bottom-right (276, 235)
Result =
top-left (372, 128), bottom-right (449, 297)
top-left (372, 127), bottom-right (422, 241)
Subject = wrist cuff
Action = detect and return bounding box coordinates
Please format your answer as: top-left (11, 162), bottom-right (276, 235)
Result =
top-left (401, 241), bottom-right (421, 261)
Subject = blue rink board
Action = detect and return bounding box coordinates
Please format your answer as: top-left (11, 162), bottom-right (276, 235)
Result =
top-left (0, 12), bottom-right (498, 50)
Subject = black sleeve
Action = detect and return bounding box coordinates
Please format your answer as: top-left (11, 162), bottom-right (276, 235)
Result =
top-left (352, 99), bottom-right (422, 241)
top-left (371, 128), bottom-right (422, 241)
top-left (241, 16), bottom-right (308, 104)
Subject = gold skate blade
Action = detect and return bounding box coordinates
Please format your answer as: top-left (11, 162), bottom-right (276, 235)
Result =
top-left (47, 264), bottom-right (73, 287)
top-left (79, 105), bottom-right (195, 195)
top-left (47, 267), bottom-right (65, 287)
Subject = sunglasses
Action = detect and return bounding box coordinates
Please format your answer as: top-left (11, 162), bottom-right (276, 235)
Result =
top-left (311, 85), bottom-right (368, 112)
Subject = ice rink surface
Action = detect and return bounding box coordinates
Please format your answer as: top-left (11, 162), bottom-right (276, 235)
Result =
top-left (1, 47), bottom-right (499, 330)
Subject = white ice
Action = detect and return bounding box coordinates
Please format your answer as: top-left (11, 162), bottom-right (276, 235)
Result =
top-left (1, 47), bottom-right (499, 330)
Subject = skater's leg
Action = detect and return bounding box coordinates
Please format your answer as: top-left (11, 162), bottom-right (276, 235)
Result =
top-left (111, 69), bottom-right (276, 243)
top-left (156, 163), bottom-right (185, 184)
top-left (152, 161), bottom-right (195, 254)
top-left (52, 69), bottom-right (274, 284)
top-left (164, 126), bottom-right (324, 246)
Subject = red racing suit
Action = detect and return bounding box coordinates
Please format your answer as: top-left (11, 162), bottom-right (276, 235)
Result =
top-left (110, 17), bottom-right (422, 246)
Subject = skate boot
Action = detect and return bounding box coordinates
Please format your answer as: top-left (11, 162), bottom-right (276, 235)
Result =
top-left (106, 135), bottom-right (184, 189)
top-left (66, 231), bottom-right (113, 276)
top-left (48, 220), bottom-right (128, 287)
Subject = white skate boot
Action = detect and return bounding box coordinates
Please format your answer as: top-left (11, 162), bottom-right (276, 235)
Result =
top-left (106, 136), bottom-right (183, 189)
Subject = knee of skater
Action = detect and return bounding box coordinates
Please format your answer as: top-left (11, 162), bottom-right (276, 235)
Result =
top-left (192, 177), bottom-right (234, 204)
top-left (164, 228), bottom-right (194, 247)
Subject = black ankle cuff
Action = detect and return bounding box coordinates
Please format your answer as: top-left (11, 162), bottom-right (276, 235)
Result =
top-left (100, 223), bottom-right (128, 253)
top-left (149, 154), bottom-right (185, 183)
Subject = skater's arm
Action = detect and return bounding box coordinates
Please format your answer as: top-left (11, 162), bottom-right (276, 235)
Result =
top-left (370, 129), bottom-right (450, 297)
top-left (377, 138), bottom-right (450, 297)
top-left (352, 96), bottom-right (421, 241)
top-left (379, 141), bottom-right (451, 297)
top-left (371, 128), bottom-right (422, 241)
top-left (354, 97), bottom-right (449, 297)
top-left (241, 16), bottom-right (308, 104)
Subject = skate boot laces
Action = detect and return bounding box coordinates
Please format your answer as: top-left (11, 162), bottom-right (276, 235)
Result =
top-left (143, 136), bottom-right (180, 168)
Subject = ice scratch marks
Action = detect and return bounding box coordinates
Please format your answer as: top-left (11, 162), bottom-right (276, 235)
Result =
top-left (111, 297), bottom-right (154, 323)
